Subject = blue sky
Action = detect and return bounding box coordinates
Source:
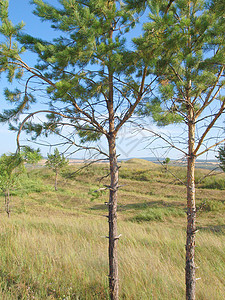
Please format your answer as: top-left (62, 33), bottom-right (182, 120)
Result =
top-left (0, 0), bottom-right (223, 161)
top-left (0, 0), bottom-right (58, 150)
top-left (1, 0), bottom-right (158, 159)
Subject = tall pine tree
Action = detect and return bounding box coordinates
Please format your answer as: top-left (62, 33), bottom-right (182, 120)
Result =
top-left (0, 1), bottom-right (161, 298)
top-left (136, 1), bottom-right (225, 299)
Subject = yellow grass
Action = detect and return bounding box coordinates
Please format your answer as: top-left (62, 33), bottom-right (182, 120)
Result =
top-left (0, 160), bottom-right (224, 299)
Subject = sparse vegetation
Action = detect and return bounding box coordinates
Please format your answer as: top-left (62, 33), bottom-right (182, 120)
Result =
top-left (0, 160), bottom-right (224, 299)
top-left (0, 153), bottom-right (24, 217)
top-left (45, 148), bottom-right (68, 191)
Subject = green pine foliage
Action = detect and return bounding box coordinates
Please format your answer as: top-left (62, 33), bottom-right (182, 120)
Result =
top-left (45, 148), bottom-right (68, 174)
top-left (0, 0), bottom-right (160, 145)
top-left (135, 0), bottom-right (225, 128)
top-left (217, 144), bottom-right (225, 172)
top-left (45, 148), bottom-right (68, 191)
top-left (0, 0), bottom-right (29, 124)
top-left (0, 152), bottom-right (24, 216)
top-left (21, 146), bottom-right (42, 166)
top-left (0, 153), bottom-right (24, 192)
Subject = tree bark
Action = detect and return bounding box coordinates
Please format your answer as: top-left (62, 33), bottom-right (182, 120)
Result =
top-left (107, 25), bottom-right (119, 296)
top-left (5, 188), bottom-right (10, 218)
top-left (108, 133), bottom-right (119, 300)
top-left (186, 119), bottom-right (196, 300)
top-left (55, 170), bottom-right (58, 191)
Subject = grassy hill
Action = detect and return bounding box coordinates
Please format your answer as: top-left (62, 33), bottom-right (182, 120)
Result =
top-left (0, 160), bottom-right (224, 299)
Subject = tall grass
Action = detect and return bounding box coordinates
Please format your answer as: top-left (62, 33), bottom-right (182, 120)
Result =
top-left (0, 214), bottom-right (224, 299)
top-left (0, 160), bottom-right (224, 299)
top-left (0, 215), bottom-right (109, 299)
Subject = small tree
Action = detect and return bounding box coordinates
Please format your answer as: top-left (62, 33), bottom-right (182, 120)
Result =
top-left (21, 146), bottom-right (42, 167)
top-left (45, 148), bottom-right (68, 191)
top-left (0, 153), bottom-right (24, 217)
top-left (217, 144), bottom-right (225, 172)
top-left (162, 157), bottom-right (170, 171)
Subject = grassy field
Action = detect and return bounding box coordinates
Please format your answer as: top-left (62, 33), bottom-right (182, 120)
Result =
top-left (0, 159), bottom-right (224, 299)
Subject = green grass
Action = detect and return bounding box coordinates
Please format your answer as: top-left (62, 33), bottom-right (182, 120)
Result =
top-left (130, 207), bottom-right (185, 222)
top-left (201, 176), bottom-right (225, 190)
top-left (197, 199), bottom-right (225, 212)
top-left (0, 160), bottom-right (224, 299)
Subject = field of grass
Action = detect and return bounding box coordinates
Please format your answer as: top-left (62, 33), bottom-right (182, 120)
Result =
top-left (0, 159), bottom-right (224, 299)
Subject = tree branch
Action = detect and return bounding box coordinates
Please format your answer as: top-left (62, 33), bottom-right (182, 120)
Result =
top-left (194, 101), bottom-right (225, 155)
top-left (115, 66), bottom-right (148, 133)
top-left (196, 138), bottom-right (225, 157)
top-left (196, 66), bottom-right (225, 118)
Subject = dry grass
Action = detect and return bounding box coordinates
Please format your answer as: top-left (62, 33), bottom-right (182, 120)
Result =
top-left (0, 160), bottom-right (224, 299)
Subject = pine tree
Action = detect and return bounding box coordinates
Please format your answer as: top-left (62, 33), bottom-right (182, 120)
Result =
top-left (45, 148), bottom-right (68, 191)
top-left (162, 157), bottom-right (170, 171)
top-left (0, 153), bottom-right (24, 217)
top-left (217, 144), bottom-right (225, 172)
top-left (0, 1), bottom-right (160, 298)
top-left (136, 1), bottom-right (225, 299)
top-left (21, 146), bottom-right (42, 167)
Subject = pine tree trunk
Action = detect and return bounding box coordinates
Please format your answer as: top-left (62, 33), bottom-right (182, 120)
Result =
top-left (186, 119), bottom-right (196, 300)
top-left (108, 133), bottom-right (119, 300)
top-left (55, 170), bottom-right (58, 191)
top-left (106, 18), bottom-right (119, 298)
top-left (107, 41), bottom-right (119, 297)
top-left (5, 188), bottom-right (10, 218)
